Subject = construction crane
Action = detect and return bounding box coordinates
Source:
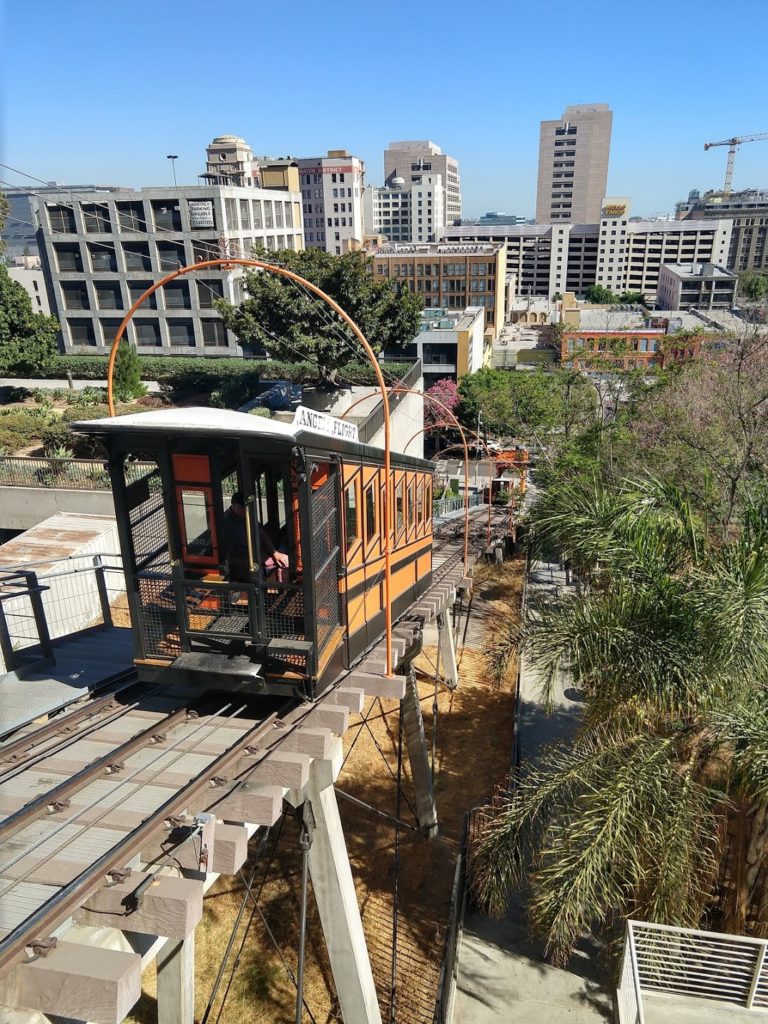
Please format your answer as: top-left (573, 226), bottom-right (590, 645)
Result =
top-left (704, 132), bottom-right (768, 193)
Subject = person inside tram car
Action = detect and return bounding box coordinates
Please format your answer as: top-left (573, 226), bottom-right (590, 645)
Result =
top-left (224, 491), bottom-right (289, 583)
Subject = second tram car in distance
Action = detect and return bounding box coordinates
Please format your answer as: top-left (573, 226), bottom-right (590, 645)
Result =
top-left (73, 407), bottom-right (435, 698)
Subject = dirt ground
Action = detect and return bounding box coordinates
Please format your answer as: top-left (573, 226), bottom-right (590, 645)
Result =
top-left (125, 557), bottom-right (524, 1024)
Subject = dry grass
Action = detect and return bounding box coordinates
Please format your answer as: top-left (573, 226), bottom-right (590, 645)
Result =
top-left (126, 557), bottom-right (525, 1024)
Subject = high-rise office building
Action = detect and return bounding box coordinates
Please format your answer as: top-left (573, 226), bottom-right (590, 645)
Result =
top-left (363, 175), bottom-right (445, 243)
top-left (296, 151), bottom-right (365, 254)
top-left (536, 104), bottom-right (613, 224)
top-left (384, 141), bottom-right (461, 227)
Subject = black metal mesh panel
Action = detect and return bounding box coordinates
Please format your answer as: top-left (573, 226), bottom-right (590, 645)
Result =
top-left (311, 477), bottom-right (341, 653)
top-left (136, 574), bottom-right (177, 657)
top-left (263, 588), bottom-right (305, 640)
top-left (182, 582), bottom-right (254, 638)
top-left (126, 463), bottom-right (171, 573)
top-left (311, 476), bottom-right (337, 568)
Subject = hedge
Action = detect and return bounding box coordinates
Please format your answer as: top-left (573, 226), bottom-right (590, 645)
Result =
top-left (516, 349), bottom-right (559, 365)
top-left (30, 356), bottom-right (415, 389)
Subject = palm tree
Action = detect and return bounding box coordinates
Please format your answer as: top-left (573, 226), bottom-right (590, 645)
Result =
top-left (472, 478), bottom-right (768, 966)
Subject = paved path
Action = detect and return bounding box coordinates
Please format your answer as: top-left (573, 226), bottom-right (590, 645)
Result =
top-left (453, 560), bottom-right (613, 1024)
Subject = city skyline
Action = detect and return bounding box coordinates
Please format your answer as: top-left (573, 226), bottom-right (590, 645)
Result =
top-left (3, 0), bottom-right (768, 221)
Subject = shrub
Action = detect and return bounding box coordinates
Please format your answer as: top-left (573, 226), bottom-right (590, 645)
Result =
top-left (113, 343), bottom-right (147, 401)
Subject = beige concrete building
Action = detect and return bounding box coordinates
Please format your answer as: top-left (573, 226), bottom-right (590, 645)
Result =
top-left (656, 262), bottom-right (738, 310)
top-left (444, 198), bottom-right (732, 304)
top-left (387, 305), bottom-right (488, 386)
top-left (536, 103), bottom-right (613, 224)
top-left (384, 141), bottom-right (461, 227)
top-left (370, 242), bottom-right (506, 338)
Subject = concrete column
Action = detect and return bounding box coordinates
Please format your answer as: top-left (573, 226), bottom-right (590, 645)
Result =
top-left (401, 668), bottom-right (438, 837)
top-left (437, 611), bottom-right (459, 690)
top-left (302, 759), bottom-right (383, 1024)
top-left (156, 935), bottom-right (194, 1024)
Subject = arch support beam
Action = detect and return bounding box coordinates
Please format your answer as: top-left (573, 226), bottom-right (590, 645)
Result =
top-left (437, 611), bottom-right (459, 690)
top-left (288, 750), bottom-right (382, 1024)
top-left (401, 668), bottom-right (438, 837)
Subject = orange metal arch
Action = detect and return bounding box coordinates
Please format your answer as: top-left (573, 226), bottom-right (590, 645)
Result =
top-left (338, 386), bottom-right (471, 566)
top-left (105, 258), bottom-right (395, 675)
top-left (408, 428), bottom-right (495, 548)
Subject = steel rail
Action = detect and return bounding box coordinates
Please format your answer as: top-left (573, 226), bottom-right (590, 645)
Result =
top-left (0, 677), bottom-right (173, 785)
top-left (0, 702), bottom-right (195, 844)
top-left (0, 670), bottom-right (138, 749)
top-left (0, 710), bottom-right (279, 976)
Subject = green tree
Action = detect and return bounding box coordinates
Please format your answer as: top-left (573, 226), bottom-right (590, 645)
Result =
top-left (113, 341), bottom-right (146, 401)
top-left (457, 367), bottom-right (568, 440)
top-left (473, 478), bottom-right (768, 963)
top-left (0, 263), bottom-right (60, 376)
top-left (584, 283), bottom-right (617, 304)
top-left (216, 247), bottom-right (422, 383)
top-left (739, 270), bottom-right (768, 302)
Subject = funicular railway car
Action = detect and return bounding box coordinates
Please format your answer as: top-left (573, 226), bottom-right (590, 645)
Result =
top-left (73, 407), bottom-right (435, 698)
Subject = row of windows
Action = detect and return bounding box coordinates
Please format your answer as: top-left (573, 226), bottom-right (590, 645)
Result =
top-left (344, 472), bottom-right (433, 552)
top-left (52, 236), bottom-right (298, 276)
top-left (59, 278), bottom-right (224, 312)
top-left (65, 317), bottom-right (228, 349)
top-left (46, 198), bottom-right (295, 236)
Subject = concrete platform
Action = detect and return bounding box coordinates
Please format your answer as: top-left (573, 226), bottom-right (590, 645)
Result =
top-left (0, 626), bottom-right (134, 735)
top-left (643, 991), bottom-right (756, 1022)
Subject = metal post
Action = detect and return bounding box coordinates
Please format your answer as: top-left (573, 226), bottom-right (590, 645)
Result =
top-left (295, 801), bottom-right (314, 1024)
top-left (93, 555), bottom-right (113, 628)
top-left (0, 601), bottom-right (17, 671)
top-left (747, 940), bottom-right (767, 1009)
top-left (25, 572), bottom-right (53, 661)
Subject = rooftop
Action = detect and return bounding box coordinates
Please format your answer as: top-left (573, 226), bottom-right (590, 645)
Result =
top-left (661, 262), bottom-right (737, 280)
top-left (575, 309), bottom-right (711, 332)
top-left (370, 242), bottom-right (502, 256)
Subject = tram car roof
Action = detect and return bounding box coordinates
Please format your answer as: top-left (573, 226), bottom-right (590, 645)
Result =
top-left (71, 406), bottom-right (434, 470)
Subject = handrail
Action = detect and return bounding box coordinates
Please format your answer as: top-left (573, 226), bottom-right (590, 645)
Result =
top-left (0, 456), bottom-right (154, 492)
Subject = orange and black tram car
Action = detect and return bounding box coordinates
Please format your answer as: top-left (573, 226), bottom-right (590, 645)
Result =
top-left (74, 407), bottom-right (435, 698)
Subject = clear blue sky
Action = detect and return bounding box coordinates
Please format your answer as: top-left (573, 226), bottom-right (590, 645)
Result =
top-left (3, 0), bottom-right (767, 219)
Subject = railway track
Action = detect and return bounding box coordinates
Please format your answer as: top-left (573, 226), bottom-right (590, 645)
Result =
top-left (0, 509), bottom-right (506, 1008)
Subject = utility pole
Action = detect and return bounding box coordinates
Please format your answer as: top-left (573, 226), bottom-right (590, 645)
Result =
top-left (166, 154), bottom-right (179, 187)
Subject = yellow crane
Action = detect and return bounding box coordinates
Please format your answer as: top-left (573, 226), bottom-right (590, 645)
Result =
top-left (704, 132), bottom-right (768, 193)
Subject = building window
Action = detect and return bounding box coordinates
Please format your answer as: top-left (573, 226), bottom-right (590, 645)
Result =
top-left (82, 204), bottom-right (112, 233)
top-left (284, 203), bottom-right (293, 228)
top-left (68, 319), bottom-right (96, 346)
top-left (100, 319), bottom-right (125, 346)
top-left (123, 242), bottom-right (152, 272)
top-left (62, 283), bottom-right (90, 310)
top-left (202, 320), bottom-right (227, 347)
top-left (47, 205), bottom-right (76, 233)
top-left (128, 281), bottom-right (157, 309)
top-left (224, 198), bottom-right (238, 231)
top-left (252, 200), bottom-right (262, 229)
top-left (135, 320), bottom-right (161, 347)
top-left (95, 283), bottom-right (123, 310)
top-left (264, 203), bottom-right (274, 229)
top-left (88, 243), bottom-right (117, 272)
top-left (197, 279), bottom-right (223, 308)
top-left (157, 242), bottom-right (186, 271)
top-left (163, 281), bottom-right (191, 309)
top-left (117, 201), bottom-right (146, 232)
top-left (239, 199), bottom-right (251, 230)
top-left (54, 243), bottom-right (82, 272)
top-left (168, 320), bottom-right (195, 347)
top-left (151, 200), bottom-right (182, 232)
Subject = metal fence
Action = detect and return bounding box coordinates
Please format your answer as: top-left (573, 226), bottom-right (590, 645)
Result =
top-left (0, 553), bottom-right (126, 672)
top-left (432, 493), bottom-right (483, 518)
top-left (617, 919), bottom-right (768, 1022)
top-left (0, 456), bottom-right (154, 491)
top-left (433, 821), bottom-right (468, 1023)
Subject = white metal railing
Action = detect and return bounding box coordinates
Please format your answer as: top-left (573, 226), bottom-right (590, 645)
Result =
top-left (617, 920), bottom-right (768, 1022)
top-left (433, 493), bottom-right (483, 518)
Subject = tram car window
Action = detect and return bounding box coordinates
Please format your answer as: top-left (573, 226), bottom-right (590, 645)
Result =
top-left (72, 407), bottom-right (434, 698)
